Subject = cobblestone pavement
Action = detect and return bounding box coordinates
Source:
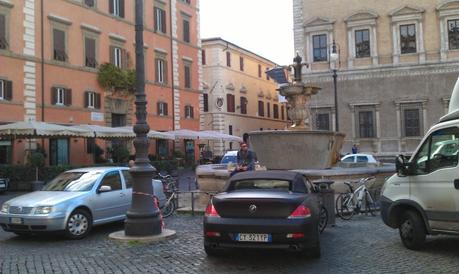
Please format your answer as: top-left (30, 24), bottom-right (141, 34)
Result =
top-left (1, 192), bottom-right (459, 273)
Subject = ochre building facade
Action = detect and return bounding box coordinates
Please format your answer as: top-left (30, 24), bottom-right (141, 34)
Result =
top-left (202, 38), bottom-right (287, 155)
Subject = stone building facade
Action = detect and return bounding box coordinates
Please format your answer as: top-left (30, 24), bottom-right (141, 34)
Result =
top-left (294, 0), bottom-right (459, 158)
top-left (201, 38), bottom-right (288, 155)
top-left (0, 0), bottom-right (201, 165)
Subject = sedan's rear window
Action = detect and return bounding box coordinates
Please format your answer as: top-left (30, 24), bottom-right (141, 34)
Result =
top-left (229, 179), bottom-right (292, 192)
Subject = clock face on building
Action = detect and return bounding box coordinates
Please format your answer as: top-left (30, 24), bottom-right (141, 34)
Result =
top-left (216, 97), bottom-right (224, 108)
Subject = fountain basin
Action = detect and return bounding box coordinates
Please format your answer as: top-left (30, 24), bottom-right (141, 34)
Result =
top-left (249, 130), bottom-right (345, 170)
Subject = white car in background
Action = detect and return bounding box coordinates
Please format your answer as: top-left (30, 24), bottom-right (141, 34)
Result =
top-left (341, 154), bottom-right (378, 164)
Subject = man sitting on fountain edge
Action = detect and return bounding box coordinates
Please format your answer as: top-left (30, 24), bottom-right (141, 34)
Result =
top-left (230, 142), bottom-right (256, 177)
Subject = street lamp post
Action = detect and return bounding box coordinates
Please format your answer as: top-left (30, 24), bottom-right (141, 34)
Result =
top-left (330, 40), bottom-right (340, 132)
top-left (124, 0), bottom-right (162, 236)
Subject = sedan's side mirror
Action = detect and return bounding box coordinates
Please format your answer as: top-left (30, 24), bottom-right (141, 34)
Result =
top-left (98, 185), bottom-right (112, 193)
top-left (395, 155), bottom-right (410, 177)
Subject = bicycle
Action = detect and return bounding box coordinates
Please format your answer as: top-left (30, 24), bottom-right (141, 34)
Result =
top-left (160, 183), bottom-right (178, 218)
top-left (335, 177), bottom-right (377, 220)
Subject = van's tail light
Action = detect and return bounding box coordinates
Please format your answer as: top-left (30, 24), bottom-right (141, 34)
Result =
top-left (205, 203), bottom-right (220, 217)
top-left (288, 205), bottom-right (311, 219)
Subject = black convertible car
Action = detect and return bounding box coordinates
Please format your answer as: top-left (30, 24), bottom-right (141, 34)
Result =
top-left (203, 170), bottom-right (326, 258)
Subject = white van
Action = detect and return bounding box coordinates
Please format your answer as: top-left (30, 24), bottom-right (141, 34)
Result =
top-left (381, 78), bottom-right (459, 250)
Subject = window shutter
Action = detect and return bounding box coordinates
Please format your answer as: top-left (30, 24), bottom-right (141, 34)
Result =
top-left (121, 49), bottom-right (128, 69)
top-left (65, 89), bottom-right (72, 106)
top-left (190, 106), bottom-right (194, 118)
top-left (155, 59), bottom-right (159, 82)
top-left (0, 14), bottom-right (5, 43)
top-left (163, 60), bottom-right (168, 84)
top-left (161, 9), bottom-right (167, 33)
top-left (154, 8), bottom-right (158, 31)
top-left (84, 91), bottom-right (89, 107)
top-left (226, 94), bottom-right (231, 112)
top-left (109, 46), bottom-right (115, 65)
top-left (164, 103), bottom-right (168, 116)
top-left (119, 0), bottom-right (125, 18)
top-left (51, 87), bottom-right (57, 105)
top-left (157, 102), bottom-right (161, 115)
top-left (95, 93), bottom-right (101, 109)
top-left (183, 20), bottom-right (190, 42)
top-left (203, 93), bottom-right (208, 112)
top-left (4, 80), bottom-right (12, 101)
top-left (109, 0), bottom-right (114, 14)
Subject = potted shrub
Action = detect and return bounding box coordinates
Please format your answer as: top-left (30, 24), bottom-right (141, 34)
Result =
top-left (28, 151), bottom-right (45, 191)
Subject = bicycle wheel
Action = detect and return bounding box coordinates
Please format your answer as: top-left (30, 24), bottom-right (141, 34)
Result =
top-left (161, 200), bottom-right (176, 218)
top-left (364, 191), bottom-right (377, 216)
top-left (319, 206), bottom-right (328, 233)
top-left (336, 193), bottom-right (355, 220)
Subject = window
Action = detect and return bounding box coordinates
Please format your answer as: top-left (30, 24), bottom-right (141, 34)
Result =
top-left (85, 37), bottom-right (97, 68)
top-left (203, 93), bottom-right (209, 112)
top-left (266, 68), bottom-right (270, 80)
top-left (226, 51), bottom-right (231, 67)
top-left (53, 29), bottom-right (67, 62)
top-left (181, 0), bottom-right (191, 4)
top-left (111, 113), bottom-right (126, 127)
top-left (0, 14), bottom-right (7, 50)
top-left (121, 170), bottom-right (133, 189)
top-left (154, 7), bottom-right (166, 34)
top-left (273, 104), bottom-right (279, 119)
top-left (412, 127), bottom-right (459, 175)
top-left (183, 19), bottom-right (190, 43)
top-left (109, 0), bottom-right (124, 18)
top-left (448, 19), bottom-right (459, 50)
top-left (52, 87), bottom-right (71, 106)
top-left (239, 56), bottom-right (244, 71)
top-left (313, 34), bottom-right (327, 62)
top-left (85, 91), bottom-right (100, 109)
top-left (400, 24), bottom-right (416, 54)
top-left (240, 96), bottom-right (247, 114)
top-left (157, 101), bottom-right (168, 116)
top-left (185, 105), bottom-right (194, 119)
top-left (258, 101), bottom-right (264, 117)
top-left (227, 94), bottom-right (235, 112)
top-left (155, 58), bottom-right (167, 84)
top-left (84, 0), bottom-right (95, 7)
top-left (110, 46), bottom-right (123, 68)
top-left (99, 171), bottom-right (122, 191)
top-left (202, 50), bottom-right (206, 65)
top-left (404, 108), bottom-right (421, 137)
top-left (156, 139), bottom-right (169, 158)
top-left (0, 79), bottom-right (12, 101)
top-left (258, 64), bottom-right (262, 78)
top-left (281, 105), bottom-right (285, 120)
top-left (357, 156), bottom-right (368, 163)
top-left (358, 111), bottom-right (375, 138)
top-left (355, 29), bottom-right (370, 58)
top-left (267, 102), bottom-right (270, 118)
top-left (184, 63), bottom-right (191, 88)
top-left (316, 113), bottom-right (330, 130)
top-left (50, 139), bottom-right (69, 166)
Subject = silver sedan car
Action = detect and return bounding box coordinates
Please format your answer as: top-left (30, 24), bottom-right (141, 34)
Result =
top-left (0, 167), bottom-right (167, 239)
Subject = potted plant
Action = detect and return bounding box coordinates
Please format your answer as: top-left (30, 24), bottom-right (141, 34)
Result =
top-left (28, 151), bottom-right (45, 191)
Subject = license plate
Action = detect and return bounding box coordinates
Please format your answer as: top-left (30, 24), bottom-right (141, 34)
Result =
top-left (236, 233), bottom-right (271, 242)
top-left (10, 217), bottom-right (22, 225)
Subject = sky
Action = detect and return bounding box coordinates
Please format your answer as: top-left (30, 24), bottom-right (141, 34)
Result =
top-left (200, 0), bottom-right (294, 66)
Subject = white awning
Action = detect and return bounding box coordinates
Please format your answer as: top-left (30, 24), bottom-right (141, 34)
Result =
top-left (201, 130), bottom-right (243, 142)
top-left (73, 124), bottom-right (135, 139)
top-left (167, 129), bottom-right (221, 140)
top-left (0, 121), bottom-right (93, 138)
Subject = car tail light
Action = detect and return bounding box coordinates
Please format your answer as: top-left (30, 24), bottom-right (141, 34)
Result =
top-left (288, 205), bottom-right (311, 219)
top-left (205, 231), bottom-right (221, 237)
top-left (286, 233), bottom-right (305, 239)
top-left (205, 203), bottom-right (220, 217)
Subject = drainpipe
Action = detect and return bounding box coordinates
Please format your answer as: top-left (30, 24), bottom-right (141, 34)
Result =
top-left (169, 0), bottom-right (175, 130)
top-left (169, 0), bottom-right (176, 154)
top-left (40, 0), bottom-right (45, 122)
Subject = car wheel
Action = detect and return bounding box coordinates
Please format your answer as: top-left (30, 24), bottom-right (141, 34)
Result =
top-left (65, 209), bottom-right (92, 240)
top-left (399, 210), bottom-right (426, 250)
top-left (319, 206), bottom-right (328, 233)
top-left (204, 243), bottom-right (220, 256)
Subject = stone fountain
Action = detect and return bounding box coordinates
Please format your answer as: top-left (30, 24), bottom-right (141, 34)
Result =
top-left (249, 54), bottom-right (345, 170)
